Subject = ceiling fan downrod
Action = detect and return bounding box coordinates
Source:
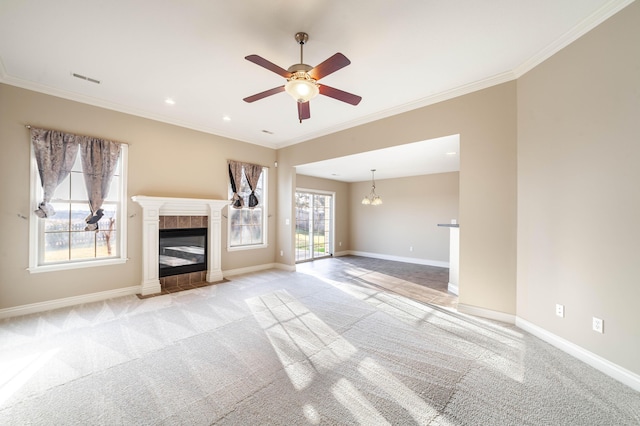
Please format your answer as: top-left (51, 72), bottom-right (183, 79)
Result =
top-left (295, 32), bottom-right (309, 64)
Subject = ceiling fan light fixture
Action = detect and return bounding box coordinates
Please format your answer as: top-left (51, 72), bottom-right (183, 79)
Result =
top-left (285, 72), bottom-right (319, 103)
top-left (244, 32), bottom-right (360, 120)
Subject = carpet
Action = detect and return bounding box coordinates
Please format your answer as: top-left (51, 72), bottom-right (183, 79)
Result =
top-left (1, 267), bottom-right (638, 425)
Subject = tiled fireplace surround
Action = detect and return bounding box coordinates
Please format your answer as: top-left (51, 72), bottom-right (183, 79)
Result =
top-left (132, 196), bottom-right (228, 296)
top-left (158, 215), bottom-right (209, 293)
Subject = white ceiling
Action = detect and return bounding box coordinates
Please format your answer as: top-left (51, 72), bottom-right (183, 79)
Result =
top-left (296, 134), bottom-right (460, 182)
top-left (0, 0), bottom-right (631, 181)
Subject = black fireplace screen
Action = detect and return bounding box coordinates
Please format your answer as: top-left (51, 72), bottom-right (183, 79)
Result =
top-left (159, 228), bottom-right (207, 277)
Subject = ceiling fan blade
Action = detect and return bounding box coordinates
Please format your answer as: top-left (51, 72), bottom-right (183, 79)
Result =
top-left (298, 101), bottom-right (311, 122)
top-left (245, 55), bottom-right (291, 78)
top-left (309, 53), bottom-right (351, 80)
top-left (243, 86), bottom-right (285, 103)
top-left (319, 85), bottom-right (362, 106)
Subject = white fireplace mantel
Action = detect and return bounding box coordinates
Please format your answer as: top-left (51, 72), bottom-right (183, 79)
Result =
top-left (132, 195), bottom-right (228, 296)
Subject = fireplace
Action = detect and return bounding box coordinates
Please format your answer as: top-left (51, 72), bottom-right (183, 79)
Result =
top-left (131, 196), bottom-right (228, 296)
top-left (159, 227), bottom-right (207, 277)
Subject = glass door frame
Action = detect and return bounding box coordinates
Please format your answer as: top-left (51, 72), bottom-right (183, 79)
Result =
top-left (295, 188), bottom-right (335, 263)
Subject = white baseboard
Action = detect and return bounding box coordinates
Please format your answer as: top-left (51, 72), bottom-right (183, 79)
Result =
top-left (273, 262), bottom-right (296, 272)
top-left (516, 317), bottom-right (640, 392)
top-left (333, 250), bottom-right (351, 257)
top-left (0, 263), bottom-right (291, 319)
top-left (222, 262), bottom-right (292, 277)
top-left (348, 250), bottom-right (449, 268)
top-left (457, 303), bottom-right (516, 324)
top-left (448, 282), bottom-right (459, 295)
top-left (0, 285), bottom-right (140, 319)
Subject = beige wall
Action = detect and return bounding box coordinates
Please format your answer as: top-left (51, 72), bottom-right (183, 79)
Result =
top-left (0, 84), bottom-right (276, 309)
top-left (294, 172), bottom-right (459, 262)
top-left (517, 1), bottom-right (640, 373)
top-left (350, 173), bottom-right (459, 263)
top-left (295, 174), bottom-right (351, 255)
top-left (1, 1), bottom-right (636, 379)
top-left (278, 82), bottom-right (518, 315)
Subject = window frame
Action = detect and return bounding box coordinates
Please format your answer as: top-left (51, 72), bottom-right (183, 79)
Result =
top-left (227, 165), bottom-right (268, 252)
top-left (28, 143), bottom-right (128, 273)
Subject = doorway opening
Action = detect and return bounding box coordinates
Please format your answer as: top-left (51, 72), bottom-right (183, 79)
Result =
top-left (295, 190), bottom-right (334, 263)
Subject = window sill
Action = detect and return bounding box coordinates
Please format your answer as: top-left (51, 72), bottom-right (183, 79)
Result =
top-left (227, 243), bottom-right (268, 252)
top-left (28, 257), bottom-right (128, 274)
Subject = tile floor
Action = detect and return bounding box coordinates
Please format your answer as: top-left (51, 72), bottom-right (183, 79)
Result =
top-left (296, 255), bottom-right (458, 309)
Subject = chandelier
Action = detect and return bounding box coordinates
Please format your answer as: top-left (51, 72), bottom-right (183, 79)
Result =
top-left (362, 169), bottom-right (382, 206)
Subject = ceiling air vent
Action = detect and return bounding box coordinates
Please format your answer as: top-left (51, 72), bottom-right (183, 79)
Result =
top-left (72, 72), bottom-right (100, 84)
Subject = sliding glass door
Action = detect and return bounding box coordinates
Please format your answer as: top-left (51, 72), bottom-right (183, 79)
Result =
top-left (295, 190), bottom-right (333, 262)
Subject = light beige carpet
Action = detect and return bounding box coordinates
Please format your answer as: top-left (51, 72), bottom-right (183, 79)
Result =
top-left (1, 266), bottom-right (638, 425)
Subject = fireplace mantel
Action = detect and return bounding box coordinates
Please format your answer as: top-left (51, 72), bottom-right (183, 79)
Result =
top-left (132, 195), bottom-right (228, 295)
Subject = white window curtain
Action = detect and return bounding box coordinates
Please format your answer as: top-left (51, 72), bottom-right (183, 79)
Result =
top-left (31, 127), bottom-right (122, 231)
top-left (79, 136), bottom-right (122, 231)
top-left (31, 128), bottom-right (79, 218)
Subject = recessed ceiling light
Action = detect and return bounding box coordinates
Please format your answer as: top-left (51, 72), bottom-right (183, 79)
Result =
top-left (445, 151), bottom-right (457, 156)
top-left (165, 98), bottom-right (175, 105)
top-left (222, 115), bottom-right (231, 122)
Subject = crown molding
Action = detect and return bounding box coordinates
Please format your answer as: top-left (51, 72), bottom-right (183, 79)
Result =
top-left (513, 0), bottom-right (635, 77)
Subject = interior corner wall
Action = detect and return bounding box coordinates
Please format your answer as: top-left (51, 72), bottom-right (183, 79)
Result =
top-left (517, 1), bottom-right (640, 374)
top-left (349, 172), bottom-right (459, 264)
top-left (0, 84), bottom-right (276, 310)
top-left (277, 81), bottom-right (518, 316)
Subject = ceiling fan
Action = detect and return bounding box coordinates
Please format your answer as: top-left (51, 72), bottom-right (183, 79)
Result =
top-left (243, 32), bottom-right (362, 123)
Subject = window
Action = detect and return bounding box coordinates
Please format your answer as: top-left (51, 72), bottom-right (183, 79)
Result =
top-left (228, 166), bottom-right (267, 250)
top-left (29, 143), bottom-right (128, 272)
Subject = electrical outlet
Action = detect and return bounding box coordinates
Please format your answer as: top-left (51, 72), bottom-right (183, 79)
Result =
top-left (280, 250), bottom-right (284, 257)
top-left (592, 317), bottom-right (604, 333)
top-left (409, 246), bottom-right (413, 252)
top-left (555, 304), bottom-right (564, 318)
